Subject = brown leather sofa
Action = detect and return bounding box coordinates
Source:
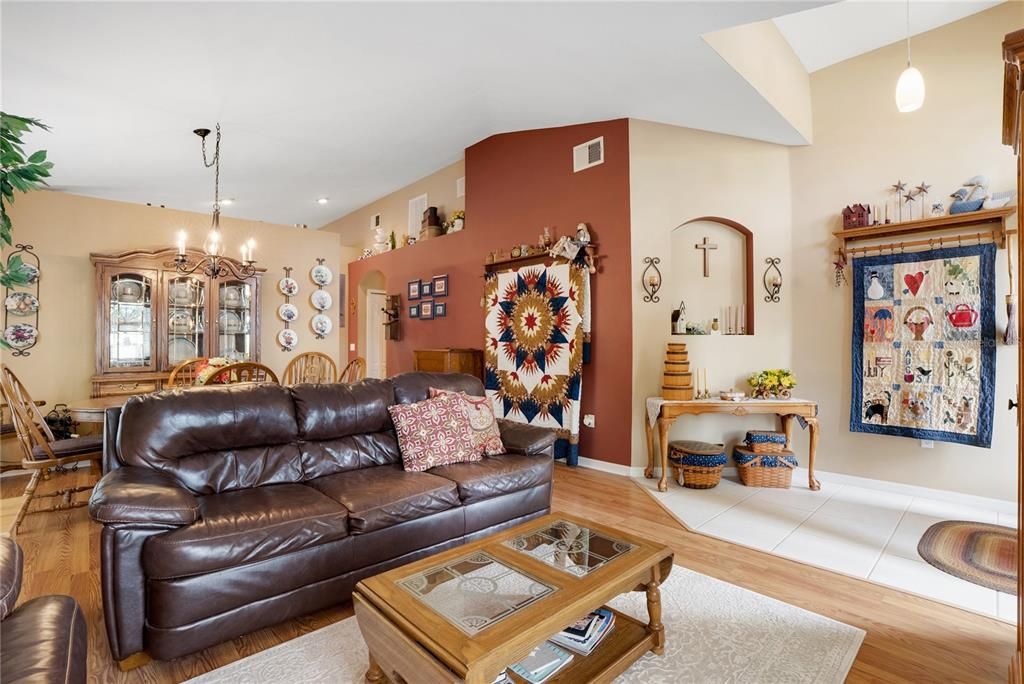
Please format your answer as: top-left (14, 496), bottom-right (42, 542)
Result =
top-left (89, 372), bottom-right (555, 664)
top-left (1, 536), bottom-right (87, 684)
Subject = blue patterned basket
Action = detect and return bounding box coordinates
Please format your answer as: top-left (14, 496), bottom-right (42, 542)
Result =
top-left (733, 445), bottom-right (797, 488)
top-left (669, 441), bottom-right (727, 489)
top-left (744, 430), bottom-right (788, 454)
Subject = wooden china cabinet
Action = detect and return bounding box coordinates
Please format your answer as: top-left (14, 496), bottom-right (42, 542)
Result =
top-left (90, 248), bottom-right (264, 397)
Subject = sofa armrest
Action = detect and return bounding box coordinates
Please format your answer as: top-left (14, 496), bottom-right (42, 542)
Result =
top-left (89, 467), bottom-right (199, 526)
top-left (0, 536), bottom-right (22, 620)
top-left (498, 420), bottom-right (557, 456)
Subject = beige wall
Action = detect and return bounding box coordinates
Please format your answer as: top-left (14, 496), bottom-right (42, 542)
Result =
top-left (630, 119), bottom-right (796, 463)
top-left (320, 160), bottom-right (465, 249)
top-left (703, 19), bottom-right (813, 144)
top-left (3, 191), bottom-right (342, 404)
top-left (789, 3), bottom-right (1021, 500)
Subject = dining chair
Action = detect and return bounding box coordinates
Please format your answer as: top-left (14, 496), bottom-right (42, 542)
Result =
top-left (0, 365), bottom-right (101, 535)
top-left (202, 362), bottom-right (280, 386)
top-left (283, 352), bottom-right (338, 385)
top-left (339, 357), bottom-right (367, 383)
top-left (167, 357), bottom-right (208, 388)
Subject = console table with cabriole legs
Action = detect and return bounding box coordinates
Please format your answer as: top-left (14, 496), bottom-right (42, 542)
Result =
top-left (644, 397), bottom-right (820, 492)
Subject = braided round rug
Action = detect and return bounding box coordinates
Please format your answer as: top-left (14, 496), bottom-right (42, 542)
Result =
top-left (917, 520), bottom-right (1017, 594)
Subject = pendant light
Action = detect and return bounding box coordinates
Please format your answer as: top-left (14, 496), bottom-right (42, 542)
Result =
top-left (895, 0), bottom-right (925, 112)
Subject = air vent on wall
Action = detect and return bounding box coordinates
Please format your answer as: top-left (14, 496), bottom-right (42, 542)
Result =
top-left (572, 136), bottom-right (604, 173)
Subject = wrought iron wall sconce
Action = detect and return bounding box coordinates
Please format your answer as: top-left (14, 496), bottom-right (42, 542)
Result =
top-left (763, 257), bottom-right (782, 303)
top-left (642, 257), bottom-right (662, 303)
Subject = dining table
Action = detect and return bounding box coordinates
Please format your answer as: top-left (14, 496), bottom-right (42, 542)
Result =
top-left (66, 395), bottom-right (131, 424)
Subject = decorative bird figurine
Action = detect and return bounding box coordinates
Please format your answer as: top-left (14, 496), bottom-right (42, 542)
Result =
top-left (915, 366), bottom-right (932, 379)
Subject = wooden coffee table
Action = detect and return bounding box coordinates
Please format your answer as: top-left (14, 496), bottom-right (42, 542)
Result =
top-left (353, 513), bottom-right (673, 684)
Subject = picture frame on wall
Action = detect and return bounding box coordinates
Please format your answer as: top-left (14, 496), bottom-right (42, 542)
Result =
top-left (420, 281), bottom-right (433, 297)
top-left (408, 279), bottom-right (421, 300)
top-left (434, 302), bottom-right (446, 318)
top-left (409, 304), bottom-right (420, 318)
top-left (420, 299), bottom-right (434, 320)
top-left (431, 274), bottom-right (449, 297)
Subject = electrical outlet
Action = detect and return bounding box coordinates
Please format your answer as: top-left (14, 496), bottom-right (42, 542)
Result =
top-left (583, 414), bottom-right (596, 428)
top-left (349, 343), bottom-right (356, 352)
top-left (920, 439), bottom-right (934, 449)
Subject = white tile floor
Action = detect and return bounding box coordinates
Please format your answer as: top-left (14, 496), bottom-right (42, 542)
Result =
top-left (633, 472), bottom-right (1016, 623)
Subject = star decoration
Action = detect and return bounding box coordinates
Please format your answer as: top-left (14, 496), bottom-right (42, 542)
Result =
top-left (915, 182), bottom-right (931, 196)
top-left (892, 180), bottom-right (907, 194)
top-left (903, 192), bottom-right (916, 204)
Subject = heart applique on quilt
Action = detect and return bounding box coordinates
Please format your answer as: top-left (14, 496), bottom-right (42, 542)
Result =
top-left (904, 271), bottom-right (925, 296)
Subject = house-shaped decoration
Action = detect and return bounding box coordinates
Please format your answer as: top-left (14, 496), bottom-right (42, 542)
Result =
top-left (842, 204), bottom-right (870, 229)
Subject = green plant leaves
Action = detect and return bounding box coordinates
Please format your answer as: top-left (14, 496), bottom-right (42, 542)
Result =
top-left (0, 111), bottom-right (52, 250)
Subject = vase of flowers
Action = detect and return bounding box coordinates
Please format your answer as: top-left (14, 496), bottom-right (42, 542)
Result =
top-left (445, 210), bottom-right (465, 233)
top-left (748, 369), bottom-right (796, 399)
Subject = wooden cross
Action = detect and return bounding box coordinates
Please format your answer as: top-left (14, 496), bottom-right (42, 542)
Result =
top-left (695, 237), bottom-right (718, 277)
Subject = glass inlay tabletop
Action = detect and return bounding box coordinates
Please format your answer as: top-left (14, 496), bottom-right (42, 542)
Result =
top-left (398, 552), bottom-right (556, 635)
top-left (504, 519), bottom-right (636, 577)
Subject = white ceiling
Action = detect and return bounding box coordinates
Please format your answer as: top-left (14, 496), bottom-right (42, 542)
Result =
top-left (774, 0), bottom-right (1004, 73)
top-left (2, 1), bottom-right (831, 231)
top-left (2, 1), bottom-right (997, 233)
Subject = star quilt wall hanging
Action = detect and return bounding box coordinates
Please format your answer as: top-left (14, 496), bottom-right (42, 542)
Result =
top-left (851, 242), bottom-right (996, 448)
top-left (484, 254), bottom-right (591, 465)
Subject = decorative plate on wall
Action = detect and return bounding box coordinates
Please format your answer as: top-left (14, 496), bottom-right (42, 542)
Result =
top-left (18, 263), bottom-right (39, 285)
top-left (3, 323), bottom-right (37, 349)
top-left (278, 328), bottom-right (298, 351)
top-left (4, 292), bottom-right (38, 316)
top-left (310, 290), bottom-right (332, 311)
top-left (311, 313), bottom-right (332, 338)
top-left (278, 277), bottom-right (299, 297)
top-left (310, 264), bottom-right (333, 286)
top-left (278, 303), bottom-right (298, 322)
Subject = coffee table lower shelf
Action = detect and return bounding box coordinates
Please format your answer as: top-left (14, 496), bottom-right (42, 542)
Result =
top-left (506, 607), bottom-right (655, 684)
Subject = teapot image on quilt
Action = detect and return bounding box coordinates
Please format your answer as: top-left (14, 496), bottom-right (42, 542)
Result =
top-left (946, 304), bottom-right (979, 329)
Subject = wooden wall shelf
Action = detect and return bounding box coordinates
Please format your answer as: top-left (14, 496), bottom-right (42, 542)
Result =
top-left (833, 206), bottom-right (1016, 249)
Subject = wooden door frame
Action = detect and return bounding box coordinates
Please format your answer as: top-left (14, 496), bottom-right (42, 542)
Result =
top-left (365, 288), bottom-right (387, 379)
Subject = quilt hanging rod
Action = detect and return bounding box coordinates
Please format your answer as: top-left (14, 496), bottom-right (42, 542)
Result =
top-left (845, 230), bottom-right (1005, 256)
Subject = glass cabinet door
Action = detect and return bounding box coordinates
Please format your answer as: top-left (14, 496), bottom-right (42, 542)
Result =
top-left (213, 278), bottom-right (255, 362)
top-left (105, 268), bottom-right (157, 371)
top-left (165, 274), bottom-right (207, 368)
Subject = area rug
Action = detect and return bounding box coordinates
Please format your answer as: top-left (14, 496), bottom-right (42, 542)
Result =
top-left (850, 242), bottom-right (996, 447)
top-left (918, 520), bottom-right (1017, 594)
top-left (185, 567), bottom-right (864, 684)
top-left (484, 254), bottom-right (590, 465)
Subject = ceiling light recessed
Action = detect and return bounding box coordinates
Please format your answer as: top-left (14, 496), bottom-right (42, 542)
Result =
top-left (316, 197), bottom-right (329, 205)
top-left (221, 198), bottom-right (234, 206)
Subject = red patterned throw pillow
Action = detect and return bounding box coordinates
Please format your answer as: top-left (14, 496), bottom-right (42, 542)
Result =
top-left (388, 393), bottom-right (481, 472)
top-left (429, 387), bottom-right (505, 456)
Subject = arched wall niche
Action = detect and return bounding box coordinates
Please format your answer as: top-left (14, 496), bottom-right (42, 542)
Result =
top-left (668, 215), bottom-right (755, 335)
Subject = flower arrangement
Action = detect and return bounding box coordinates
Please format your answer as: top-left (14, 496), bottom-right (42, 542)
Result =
top-left (748, 369), bottom-right (796, 399)
top-left (444, 210), bottom-right (465, 233)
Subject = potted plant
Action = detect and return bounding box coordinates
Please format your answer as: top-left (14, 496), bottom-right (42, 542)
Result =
top-left (748, 369), bottom-right (797, 399)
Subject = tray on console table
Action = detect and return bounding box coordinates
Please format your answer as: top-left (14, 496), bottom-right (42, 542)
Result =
top-left (644, 397), bottom-right (820, 492)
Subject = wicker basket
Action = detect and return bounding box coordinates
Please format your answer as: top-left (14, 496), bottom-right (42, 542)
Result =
top-left (670, 441), bottom-right (727, 489)
top-left (745, 430), bottom-right (787, 454)
top-left (734, 445), bottom-right (796, 488)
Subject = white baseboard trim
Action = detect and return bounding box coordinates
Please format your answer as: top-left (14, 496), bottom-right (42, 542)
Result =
top-left (575, 457), bottom-right (647, 479)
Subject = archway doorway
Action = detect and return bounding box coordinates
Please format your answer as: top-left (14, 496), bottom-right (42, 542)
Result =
top-left (358, 270), bottom-right (387, 378)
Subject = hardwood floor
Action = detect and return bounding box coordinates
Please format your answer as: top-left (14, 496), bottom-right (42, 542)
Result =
top-left (0, 463), bottom-right (1014, 683)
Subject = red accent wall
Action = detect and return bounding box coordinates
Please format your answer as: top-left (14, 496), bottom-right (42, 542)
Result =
top-left (348, 118), bottom-right (632, 465)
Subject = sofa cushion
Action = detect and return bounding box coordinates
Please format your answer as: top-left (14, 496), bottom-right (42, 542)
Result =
top-left (0, 595), bottom-right (87, 684)
top-left (388, 393), bottom-right (480, 472)
top-left (428, 454), bottom-right (553, 505)
top-left (143, 483), bottom-right (348, 579)
top-left (31, 434), bottom-right (102, 461)
top-left (307, 464), bottom-right (460, 534)
top-left (291, 380), bottom-right (394, 441)
top-left (391, 371), bottom-right (484, 405)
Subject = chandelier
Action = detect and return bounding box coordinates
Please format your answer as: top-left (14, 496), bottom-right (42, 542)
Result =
top-left (174, 123), bottom-right (258, 279)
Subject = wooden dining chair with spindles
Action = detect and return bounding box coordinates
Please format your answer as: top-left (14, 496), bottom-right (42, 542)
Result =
top-left (339, 357), bottom-right (367, 383)
top-left (167, 357), bottom-right (208, 388)
top-left (0, 365), bottom-right (101, 535)
top-left (283, 352), bottom-right (338, 384)
top-left (202, 361), bottom-right (279, 386)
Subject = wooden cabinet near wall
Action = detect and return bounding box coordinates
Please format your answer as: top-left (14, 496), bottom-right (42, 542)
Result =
top-left (413, 348), bottom-right (484, 380)
top-left (91, 248), bottom-right (264, 397)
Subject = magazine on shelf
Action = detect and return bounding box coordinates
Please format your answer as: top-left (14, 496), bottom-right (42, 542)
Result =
top-left (508, 642), bottom-right (574, 684)
top-left (548, 608), bottom-right (616, 656)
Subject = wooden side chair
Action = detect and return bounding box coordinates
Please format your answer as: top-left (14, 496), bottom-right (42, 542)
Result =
top-left (167, 357), bottom-right (208, 388)
top-left (0, 365), bottom-right (101, 536)
top-left (283, 352), bottom-right (338, 385)
top-left (339, 357), bottom-right (367, 383)
top-left (202, 362), bottom-right (279, 386)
